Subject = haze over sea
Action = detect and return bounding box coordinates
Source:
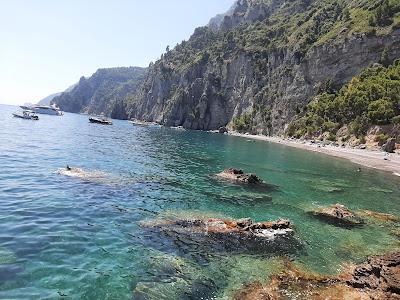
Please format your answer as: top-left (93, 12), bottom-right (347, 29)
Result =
top-left (0, 104), bottom-right (399, 299)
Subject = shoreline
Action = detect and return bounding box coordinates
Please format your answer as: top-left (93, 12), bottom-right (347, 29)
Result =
top-left (228, 132), bottom-right (400, 177)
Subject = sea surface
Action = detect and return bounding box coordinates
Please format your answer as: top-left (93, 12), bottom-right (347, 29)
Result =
top-left (0, 104), bottom-right (399, 299)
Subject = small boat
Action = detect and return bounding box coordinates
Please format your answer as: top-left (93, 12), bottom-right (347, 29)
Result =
top-left (12, 110), bottom-right (39, 120)
top-left (89, 117), bottom-right (113, 125)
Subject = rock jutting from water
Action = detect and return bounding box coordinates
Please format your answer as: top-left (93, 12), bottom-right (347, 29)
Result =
top-left (216, 168), bottom-right (263, 184)
top-left (310, 203), bottom-right (364, 227)
top-left (233, 252), bottom-right (400, 300)
top-left (140, 216), bottom-right (300, 255)
top-left (57, 166), bottom-right (109, 183)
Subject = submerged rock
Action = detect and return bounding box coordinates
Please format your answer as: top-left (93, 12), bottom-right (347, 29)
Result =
top-left (57, 166), bottom-right (108, 182)
top-left (133, 250), bottom-right (217, 300)
top-left (358, 210), bottom-right (399, 223)
top-left (140, 216), bottom-right (300, 256)
top-left (217, 193), bottom-right (273, 205)
top-left (233, 252), bottom-right (400, 300)
top-left (216, 168), bottom-right (263, 184)
top-left (311, 204), bottom-right (364, 227)
top-left (0, 247), bottom-right (16, 265)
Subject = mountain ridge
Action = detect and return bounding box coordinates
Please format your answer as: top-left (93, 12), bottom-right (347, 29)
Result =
top-left (52, 0), bottom-right (400, 142)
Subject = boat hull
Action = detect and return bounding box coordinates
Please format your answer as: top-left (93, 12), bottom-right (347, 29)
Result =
top-left (12, 113), bottom-right (39, 120)
top-left (89, 118), bottom-right (112, 125)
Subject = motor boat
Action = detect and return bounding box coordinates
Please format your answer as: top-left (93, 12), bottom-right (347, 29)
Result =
top-left (20, 105), bottom-right (63, 116)
top-left (12, 110), bottom-right (39, 120)
top-left (89, 117), bottom-right (113, 125)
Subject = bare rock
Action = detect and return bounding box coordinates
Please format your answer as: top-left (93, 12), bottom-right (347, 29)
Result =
top-left (216, 168), bottom-right (263, 184)
top-left (218, 126), bottom-right (228, 134)
top-left (233, 252), bottom-right (400, 300)
top-left (311, 204), bottom-right (364, 226)
top-left (383, 138), bottom-right (397, 153)
top-left (348, 252), bottom-right (400, 296)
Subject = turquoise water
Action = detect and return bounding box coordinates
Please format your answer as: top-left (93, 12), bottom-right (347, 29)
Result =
top-left (0, 104), bottom-right (399, 299)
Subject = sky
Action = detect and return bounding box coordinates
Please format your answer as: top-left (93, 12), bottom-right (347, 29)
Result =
top-left (0, 0), bottom-right (233, 105)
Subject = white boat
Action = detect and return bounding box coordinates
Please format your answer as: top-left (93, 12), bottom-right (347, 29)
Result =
top-left (20, 105), bottom-right (63, 116)
top-left (12, 110), bottom-right (39, 120)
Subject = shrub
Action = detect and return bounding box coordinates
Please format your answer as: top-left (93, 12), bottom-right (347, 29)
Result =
top-left (327, 132), bottom-right (337, 141)
top-left (232, 113), bottom-right (253, 132)
top-left (287, 60), bottom-right (400, 138)
top-left (349, 116), bottom-right (370, 137)
top-left (367, 99), bottom-right (395, 124)
top-left (375, 133), bottom-right (390, 145)
top-left (374, 0), bottom-right (394, 27)
top-left (392, 115), bottom-right (400, 124)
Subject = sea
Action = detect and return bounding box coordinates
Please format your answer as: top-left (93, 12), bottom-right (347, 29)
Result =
top-left (0, 104), bottom-right (399, 299)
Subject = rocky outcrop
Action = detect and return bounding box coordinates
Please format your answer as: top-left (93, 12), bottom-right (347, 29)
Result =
top-left (348, 252), bottom-right (400, 296)
top-left (383, 138), bottom-right (397, 153)
top-left (233, 252), bottom-right (400, 300)
top-left (140, 216), bottom-right (300, 255)
top-left (311, 204), bottom-right (364, 227)
top-left (216, 168), bottom-right (263, 184)
top-left (143, 217), bottom-right (293, 238)
top-left (218, 126), bottom-right (228, 134)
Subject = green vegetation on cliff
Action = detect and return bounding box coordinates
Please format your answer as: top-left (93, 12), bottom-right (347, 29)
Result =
top-left (52, 67), bottom-right (146, 119)
top-left (128, 0), bottom-right (400, 133)
top-left (52, 0), bottom-right (400, 133)
top-left (287, 60), bottom-right (400, 138)
top-left (152, 0), bottom-right (400, 72)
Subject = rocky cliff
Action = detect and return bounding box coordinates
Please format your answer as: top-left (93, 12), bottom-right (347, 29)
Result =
top-left (126, 0), bottom-right (400, 134)
top-left (37, 83), bottom-right (76, 106)
top-left (52, 67), bottom-right (146, 118)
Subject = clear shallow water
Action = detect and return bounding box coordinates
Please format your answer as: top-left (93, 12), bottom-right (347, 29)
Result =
top-left (0, 104), bottom-right (399, 299)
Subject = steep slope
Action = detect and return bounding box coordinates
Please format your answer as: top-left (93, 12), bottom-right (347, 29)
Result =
top-left (37, 84), bottom-right (76, 106)
top-left (127, 0), bottom-right (400, 134)
top-left (287, 59), bottom-right (400, 143)
top-left (52, 67), bottom-right (146, 118)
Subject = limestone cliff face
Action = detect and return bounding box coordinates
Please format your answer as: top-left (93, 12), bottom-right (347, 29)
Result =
top-left (127, 0), bottom-right (400, 134)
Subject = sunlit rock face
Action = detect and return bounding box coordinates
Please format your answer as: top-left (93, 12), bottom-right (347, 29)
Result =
top-left (233, 252), bottom-right (400, 300)
top-left (127, 0), bottom-right (400, 135)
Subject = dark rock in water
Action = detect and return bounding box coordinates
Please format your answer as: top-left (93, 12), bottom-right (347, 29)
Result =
top-left (311, 204), bottom-right (364, 227)
top-left (233, 252), bottom-right (400, 300)
top-left (383, 138), bottom-right (397, 153)
top-left (218, 126), bottom-right (228, 134)
top-left (140, 216), bottom-right (300, 257)
top-left (216, 168), bottom-right (263, 184)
